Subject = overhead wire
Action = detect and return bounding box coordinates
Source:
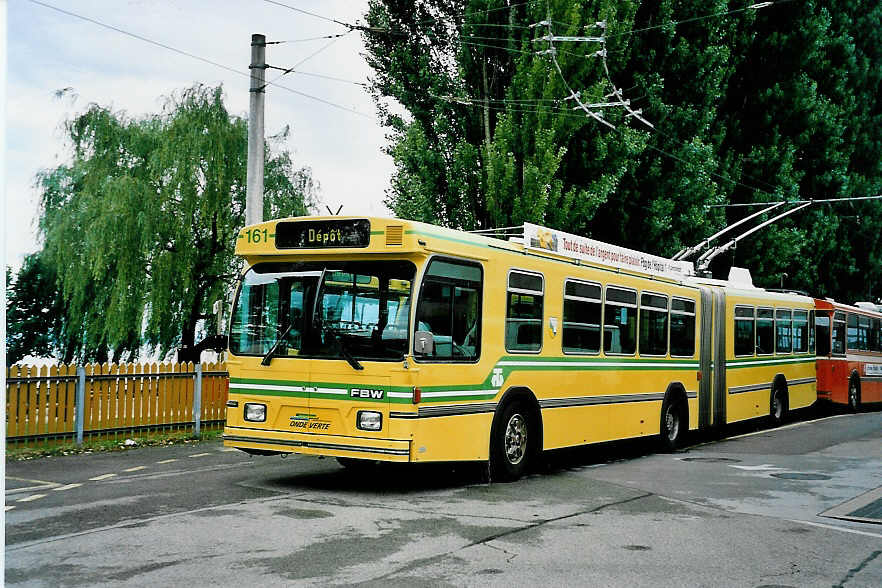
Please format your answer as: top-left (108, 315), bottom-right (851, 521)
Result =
top-left (437, 92), bottom-right (881, 225)
top-left (276, 71), bottom-right (367, 87)
top-left (261, 0), bottom-right (404, 36)
top-left (412, 0), bottom-right (539, 27)
top-left (603, 0), bottom-right (793, 39)
top-left (708, 195), bottom-right (882, 208)
top-left (260, 1), bottom-right (877, 236)
top-left (270, 33), bottom-right (350, 44)
top-left (530, 2), bottom-right (794, 198)
top-left (261, 0), bottom-right (353, 29)
top-left (263, 31), bottom-right (351, 89)
top-left (28, 0), bottom-right (374, 120)
top-left (33, 0), bottom-right (864, 208)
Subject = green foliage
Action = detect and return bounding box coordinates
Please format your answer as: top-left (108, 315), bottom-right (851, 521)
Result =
top-left (715, 0), bottom-right (882, 301)
top-left (6, 254), bottom-right (68, 365)
top-left (365, 0), bottom-right (647, 233)
top-left (36, 84), bottom-right (317, 361)
top-left (364, 1), bottom-right (882, 303)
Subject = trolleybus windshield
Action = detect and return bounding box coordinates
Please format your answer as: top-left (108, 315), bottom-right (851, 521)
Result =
top-left (230, 260), bottom-right (416, 363)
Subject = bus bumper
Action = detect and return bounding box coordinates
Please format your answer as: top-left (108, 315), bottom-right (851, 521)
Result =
top-left (222, 426), bottom-right (412, 462)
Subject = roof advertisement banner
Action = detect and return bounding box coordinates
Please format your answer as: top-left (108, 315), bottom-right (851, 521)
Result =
top-left (523, 223), bottom-right (695, 279)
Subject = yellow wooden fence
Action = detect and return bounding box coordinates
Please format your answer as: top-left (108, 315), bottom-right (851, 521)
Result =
top-left (5, 362), bottom-right (228, 446)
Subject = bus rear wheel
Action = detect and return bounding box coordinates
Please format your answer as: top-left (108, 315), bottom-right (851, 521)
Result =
top-left (848, 379), bottom-right (861, 412)
top-left (660, 399), bottom-right (685, 451)
top-left (490, 402), bottom-right (533, 482)
top-left (770, 387), bottom-right (786, 427)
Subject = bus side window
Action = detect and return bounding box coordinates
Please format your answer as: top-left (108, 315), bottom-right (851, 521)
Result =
top-left (832, 312), bottom-right (846, 355)
top-left (815, 313), bottom-right (831, 356)
top-left (670, 298), bottom-right (696, 357)
top-left (639, 292), bottom-right (668, 356)
top-left (414, 259), bottom-right (482, 361)
top-left (873, 318), bottom-right (882, 352)
top-left (808, 310), bottom-right (816, 353)
top-left (792, 310), bottom-right (809, 353)
top-left (846, 313), bottom-right (859, 351)
top-left (776, 309), bottom-right (792, 354)
top-left (756, 308), bottom-right (774, 355)
top-left (505, 271), bottom-right (544, 352)
top-left (734, 306), bottom-right (755, 357)
top-left (562, 280), bottom-right (602, 354)
top-left (604, 286), bottom-right (637, 355)
top-left (858, 316), bottom-right (871, 351)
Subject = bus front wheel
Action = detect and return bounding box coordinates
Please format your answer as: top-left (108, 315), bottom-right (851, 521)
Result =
top-left (848, 378), bottom-right (861, 412)
top-left (490, 402), bottom-right (533, 482)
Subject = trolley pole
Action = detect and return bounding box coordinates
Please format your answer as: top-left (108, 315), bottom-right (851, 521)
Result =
top-left (245, 33), bottom-right (266, 227)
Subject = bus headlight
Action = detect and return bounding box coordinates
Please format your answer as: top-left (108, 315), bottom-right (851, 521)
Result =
top-left (244, 403), bottom-right (266, 422)
top-left (357, 410), bottom-right (382, 431)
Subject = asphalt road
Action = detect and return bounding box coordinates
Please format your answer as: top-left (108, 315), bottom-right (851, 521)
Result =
top-left (5, 410), bottom-right (882, 587)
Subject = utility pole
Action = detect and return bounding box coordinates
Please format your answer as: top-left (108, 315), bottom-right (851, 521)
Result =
top-left (246, 33), bottom-right (266, 227)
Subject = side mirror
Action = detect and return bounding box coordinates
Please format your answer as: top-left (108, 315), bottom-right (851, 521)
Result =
top-left (414, 330), bottom-right (434, 356)
top-left (201, 334), bottom-right (228, 353)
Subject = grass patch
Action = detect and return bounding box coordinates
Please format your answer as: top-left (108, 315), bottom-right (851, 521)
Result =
top-left (6, 429), bottom-right (224, 461)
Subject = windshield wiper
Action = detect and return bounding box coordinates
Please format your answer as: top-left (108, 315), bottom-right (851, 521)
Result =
top-left (261, 322), bottom-right (294, 366)
top-left (338, 337), bottom-right (364, 371)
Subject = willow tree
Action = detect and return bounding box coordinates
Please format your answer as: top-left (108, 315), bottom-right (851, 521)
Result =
top-left (37, 84), bottom-right (317, 362)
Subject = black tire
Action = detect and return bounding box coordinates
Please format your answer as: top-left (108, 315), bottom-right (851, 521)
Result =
top-left (770, 386), bottom-right (787, 427)
top-left (660, 399), bottom-right (686, 451)
top-left (489, 401), bottom-right (533, 482)
top-left (848, 378), bottom-right (861, 413)
top-left (336, 456), bottom-right (377, 471)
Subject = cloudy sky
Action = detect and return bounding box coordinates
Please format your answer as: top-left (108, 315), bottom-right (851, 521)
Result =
top-left (5, 0), bottom-right (394, 272)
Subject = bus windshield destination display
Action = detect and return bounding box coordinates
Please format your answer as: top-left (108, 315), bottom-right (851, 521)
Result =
top-left (275, 219), bottom-right (371, 249)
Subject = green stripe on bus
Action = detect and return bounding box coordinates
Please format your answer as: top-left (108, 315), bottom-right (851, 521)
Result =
top-left (231, 355), bottom-right (701, 402)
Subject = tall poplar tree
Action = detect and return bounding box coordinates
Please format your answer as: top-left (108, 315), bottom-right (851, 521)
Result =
top-left (364, 0), bottom-right (648, 233)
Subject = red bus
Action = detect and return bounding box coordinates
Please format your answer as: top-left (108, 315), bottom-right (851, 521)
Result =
top-left (814, 299), bottom-right (882, 409)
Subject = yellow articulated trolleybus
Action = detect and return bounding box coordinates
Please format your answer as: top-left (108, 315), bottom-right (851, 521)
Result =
top-left (222, 216), bottom-right (816, 480)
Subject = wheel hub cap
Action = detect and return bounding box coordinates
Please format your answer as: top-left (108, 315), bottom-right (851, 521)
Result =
top-left (504, 414), bottom-right (527, 465)
top-left (665, 407), bottom-right (679, 440)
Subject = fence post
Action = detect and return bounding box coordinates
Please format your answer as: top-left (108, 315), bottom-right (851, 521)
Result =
top-left (76, 366), bottom-right (86, 445)
top-left (193, 364), bottom-right (203, 438)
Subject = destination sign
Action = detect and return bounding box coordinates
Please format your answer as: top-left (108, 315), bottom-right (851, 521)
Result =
top-left (523, 223), bottom-right (695, 279)
top-left (276, 219), bottom-right (371, 249)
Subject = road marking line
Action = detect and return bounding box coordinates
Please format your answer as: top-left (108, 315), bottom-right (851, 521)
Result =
top-left (17, 494), bottom-right (47, 503)
top-left (123, 466), bottom-right (147, 472)
top-left (89, 473), bottom-right (117, 481)
top-left (5, 477), bottom-right (61, 495)
top-left (189, 453), bottom-right (211, 458)
top-left (52, 483), bottom-right (83, 492)
top-left (6, 506), bottom-right (16, 511)
top-left (219, 448), bottom-right (238, 452)
top-left (789, 519), bottom-right (882, 539)
top-left (726, 414), bottom-right (851, 441)
top-left (156, 459), bottom-right (178, 464)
